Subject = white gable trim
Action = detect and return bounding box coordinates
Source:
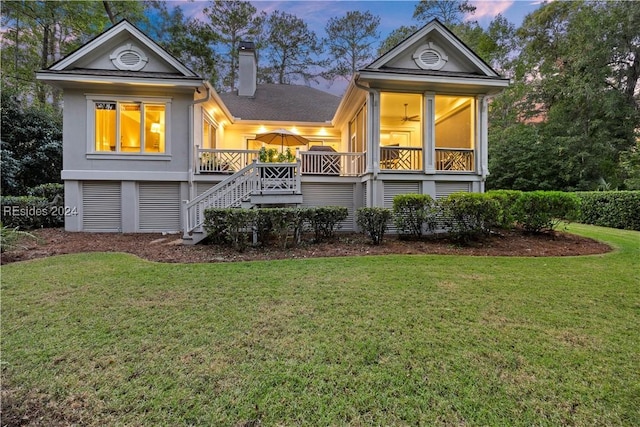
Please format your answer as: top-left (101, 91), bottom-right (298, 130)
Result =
top-left (367, 20), bottom-right (499, 78)
top-left (49, 20), bottom-right (197, 77)
top-left (358, 70), bottom-right (509, 89)
top-left (36, 71), bottom-right (203, 88)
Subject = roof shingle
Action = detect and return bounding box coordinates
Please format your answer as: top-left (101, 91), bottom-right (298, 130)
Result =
top-left (219, 84), bottom-right (341, 122)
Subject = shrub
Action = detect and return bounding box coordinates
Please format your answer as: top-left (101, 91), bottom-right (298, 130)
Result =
top-left (307, 206), bottom-right (348, 242)
top-left (512, 191), bottom-right (580, 233)
top-left (288, 208), bottom-right (308, 245)
top-left (28, 183), bottom-right (64, 201)
top-left (392, 194), bottom-right (438, 238)
top-left (223, 209), bottom-right (257, 251)
top-left (259, 147), bottom-right (296, 163)
top-left (576, 191), bottom-right (640, 231)
top-left (256, 208), bottom-right (306, 248)
top-left (203, 208), bottom-right (232, 244)
top-left (1, 196), bottom-right (50, 229)
top-left (254, 209), bottom-right (274, 245)
top-left (356, 207), bottom-right (392, 245)
top-left (0, 222), bottom-right (37, 253)
top-left (486, 190), bottom-right (522, 229)
top-left (440, 192), bottom-right (501, 243)
top-left (204, 208), bottom-right (256, 250)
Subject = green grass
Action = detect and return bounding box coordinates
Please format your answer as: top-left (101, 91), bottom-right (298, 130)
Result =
top-left (2, 224), bottom-right (639, 426)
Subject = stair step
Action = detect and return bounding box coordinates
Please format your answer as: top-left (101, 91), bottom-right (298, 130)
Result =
top-left (182, 232), bottom-right (207, 245)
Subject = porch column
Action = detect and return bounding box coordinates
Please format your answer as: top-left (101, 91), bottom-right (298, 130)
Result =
top-left (424, 92), bottom-right (436, 174)
top-left (476, 95), bottom-right (489, 179)
top-left (368, 90), bottom-right (381, 175)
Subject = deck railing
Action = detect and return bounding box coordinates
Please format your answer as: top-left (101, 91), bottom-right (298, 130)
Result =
top-left (299, 151), bottom-right (366, 176)
top-left (195, 148), bottom-right (475, 175)
top-left (436, 148), bottom-right (474, 172)
top-left (197, 148), bottom-right (260, 174)
top-left (197, 148), bottom-right (366, 177)
top-left (380, 146), bottom-right (423, 171)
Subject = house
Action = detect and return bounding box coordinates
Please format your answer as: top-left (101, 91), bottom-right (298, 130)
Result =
top-left (36, 19), bottom-right (508, 243)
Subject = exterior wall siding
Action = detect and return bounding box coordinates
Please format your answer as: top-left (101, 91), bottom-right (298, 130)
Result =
top-left (62, 88), bottom-right (194, 177)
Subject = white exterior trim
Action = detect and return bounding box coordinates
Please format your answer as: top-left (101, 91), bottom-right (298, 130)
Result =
top-left (85, 94), bottom-right (172, 156)
top-left (36, 72), bottom-right (202, 88)
top-left (49, 20), bottom-right (197, 76)
top-left (62, 170), bottom-right (189, 181)
top-left (368, 20), bottom-right (499, 77)
top-left (358, 71), bottom-right (510, 90)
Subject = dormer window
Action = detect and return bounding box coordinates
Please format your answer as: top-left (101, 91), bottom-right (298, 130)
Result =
top-left (110, 43), bottom-right (148, 71)
top-left (412, 42), bottom-right (448, 71)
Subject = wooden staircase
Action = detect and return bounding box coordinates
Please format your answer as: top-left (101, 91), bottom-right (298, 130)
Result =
top-left (182, 160), bottom-right (302, 244)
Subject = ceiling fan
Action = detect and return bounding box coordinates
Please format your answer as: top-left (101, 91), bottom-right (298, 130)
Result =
top-left (401, 104), bottom-right (420, 122)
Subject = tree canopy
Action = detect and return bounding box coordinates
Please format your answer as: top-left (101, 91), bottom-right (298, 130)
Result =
top-left (323, 11), bottom-right (380, 82)
top-left (201, 0), bottom-right (265, 92)
top-left (263, 10), bottom-right (325, 85)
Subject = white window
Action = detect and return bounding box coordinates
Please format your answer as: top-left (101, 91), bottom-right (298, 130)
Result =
top-left (202, 115), bottom-right (217, 149)
top-left (93, 100), bottom-right (167, 154)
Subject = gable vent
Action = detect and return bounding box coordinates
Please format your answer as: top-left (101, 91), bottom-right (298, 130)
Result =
top-left (120, 51), bottom-right (141, 66)
top-left (413, 42), bottom-right (448, 71)
top-left (110, 43), bottom-right (148, 71)
top-left (420, 50), bottom-right (440, 65)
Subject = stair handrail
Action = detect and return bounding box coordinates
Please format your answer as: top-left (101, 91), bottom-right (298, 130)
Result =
top-left (183, 160), bottom-right (259, 235)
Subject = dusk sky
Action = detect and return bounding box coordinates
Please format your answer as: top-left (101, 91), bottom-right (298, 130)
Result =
top-left (176, 0), bottom-right (543, 38)
top-left (173, 1), bottom-right (544, 94)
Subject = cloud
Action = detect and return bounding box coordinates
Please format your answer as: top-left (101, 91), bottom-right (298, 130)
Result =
top-left (467, 0), bottom-right (514, 21)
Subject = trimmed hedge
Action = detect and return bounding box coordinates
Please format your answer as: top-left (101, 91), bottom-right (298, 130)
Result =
top-left (307, 206), bottom-right (348, 242)
top-left (512, 191), bottom-right (580, 233)
top-left (205, 208), bottom-right (257, 251)
top-left (440, 192), bottom-right (501, 243)
top-left (486, 190), bottom-right (522, 229)
top-left (204, 206), bottom-right (347, 250)
top-left (256, 208), bottom-right (307, 248)
top-left (392, 194), bottom-right (438, 238)
top-left (203, 190), bottom-right (612, 250)
top-left (576, 191), bottom-right (640, 231)
top-left (356, 207), bottom-right (392, 245)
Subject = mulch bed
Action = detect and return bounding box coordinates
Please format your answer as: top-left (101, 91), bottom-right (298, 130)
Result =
top-left (1, 227), bottom-right (611, 265)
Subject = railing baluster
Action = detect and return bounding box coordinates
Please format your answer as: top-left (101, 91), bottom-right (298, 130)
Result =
top-left (435, 148), bottom-right (474, 172)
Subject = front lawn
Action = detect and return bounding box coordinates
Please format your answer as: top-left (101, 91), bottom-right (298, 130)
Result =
top-left (2, 224), bottom-right (638, 426)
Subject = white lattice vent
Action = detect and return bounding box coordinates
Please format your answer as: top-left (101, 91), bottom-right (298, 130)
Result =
top-left (110, 43), bottom-right (148, 71)
top-left (413, 42), bottom-right (448, 70)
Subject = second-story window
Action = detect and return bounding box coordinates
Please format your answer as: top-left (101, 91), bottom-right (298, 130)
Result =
top-left (94, 101), bottom-right (166, 153)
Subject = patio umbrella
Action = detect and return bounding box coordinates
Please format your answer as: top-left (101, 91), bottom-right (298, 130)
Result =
top-left (255, 128), bottom-right (309, 151)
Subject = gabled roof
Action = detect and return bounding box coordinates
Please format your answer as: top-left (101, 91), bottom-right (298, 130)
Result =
top-left (365, 19), bottom-right (499, 77)
top-left (47, 19), bottom-right (197, 77)
top-left (219, 84), bottom-right (341, 123)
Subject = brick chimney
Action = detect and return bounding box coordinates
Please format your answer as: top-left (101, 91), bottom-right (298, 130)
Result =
top-left (238, 41), bottom-right (256, 97)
